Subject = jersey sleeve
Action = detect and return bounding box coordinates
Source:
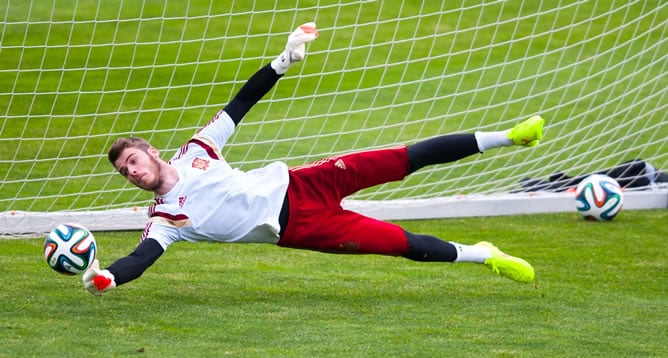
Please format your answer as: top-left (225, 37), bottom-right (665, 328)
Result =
top-left (192, 109), bottom-right (236, 154)
top-left (141, 219), bottom-right (182, 251)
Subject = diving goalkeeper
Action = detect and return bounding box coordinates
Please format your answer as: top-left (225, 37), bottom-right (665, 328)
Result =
top-left (83, 23), bottom-right (545, 295)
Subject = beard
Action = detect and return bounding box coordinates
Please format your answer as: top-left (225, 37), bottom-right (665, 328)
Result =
top-left (136, 155), bottom-right (163, 192)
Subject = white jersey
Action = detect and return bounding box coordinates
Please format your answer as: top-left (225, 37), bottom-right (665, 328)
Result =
top-left (142, 109), bottom-right (289, 251)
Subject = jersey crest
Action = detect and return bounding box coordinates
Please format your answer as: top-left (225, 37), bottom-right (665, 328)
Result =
top-left (192, 157), bottom-right (210, 171)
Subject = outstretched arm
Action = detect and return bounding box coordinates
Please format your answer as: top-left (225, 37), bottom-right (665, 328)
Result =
top-left (82, 238), bottom-right (164, 295)
top-left (193, 23), bottom-right (318, 150)
top-left (223, 22), bottom-right (319, 126)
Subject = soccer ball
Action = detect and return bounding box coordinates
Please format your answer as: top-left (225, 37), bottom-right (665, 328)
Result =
top-left (44, 223), bottom-right (97, 275)
top-left (574, 174), bottom-right (624, 221)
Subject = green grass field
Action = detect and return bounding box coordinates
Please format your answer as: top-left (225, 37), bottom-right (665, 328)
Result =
top-left (1, 210), bottom-right (666, 356)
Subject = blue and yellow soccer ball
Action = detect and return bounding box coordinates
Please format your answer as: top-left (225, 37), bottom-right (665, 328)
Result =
top-left (44, 223), bottom-right (97, 275)
top-left (574, 174), bottom-right (624, 221)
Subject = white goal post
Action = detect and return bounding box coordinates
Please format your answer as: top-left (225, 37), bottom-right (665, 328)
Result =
top-left (1, 1), bottom-right (666, 236)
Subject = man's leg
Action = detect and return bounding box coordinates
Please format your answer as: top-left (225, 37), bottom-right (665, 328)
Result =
top-left (402, 230), bottom-right (535, 283)
top-left (288, 116), bottom-right (545, 198)
top-left (280, 205), bottom-right (535, 283)
top-left (407, 115), bottom-right (545, 173)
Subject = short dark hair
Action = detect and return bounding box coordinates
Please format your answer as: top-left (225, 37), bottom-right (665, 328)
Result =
top-left (108, 137), bottom-right (151, 165)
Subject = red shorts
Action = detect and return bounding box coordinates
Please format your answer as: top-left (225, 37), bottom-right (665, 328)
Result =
top-left (277, 146), bottom-right (410, 256)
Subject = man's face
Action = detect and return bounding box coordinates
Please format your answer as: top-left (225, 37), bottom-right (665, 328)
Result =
top-left (113, 147), bottom-right (162, 191)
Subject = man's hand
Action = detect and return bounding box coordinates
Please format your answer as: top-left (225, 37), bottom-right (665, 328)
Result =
top-left (286, 22), bottom-right (318, 62)
top-left (272, 22), bottom-right (318, 74)
top-left (82, 259), bottom-right (116, 295)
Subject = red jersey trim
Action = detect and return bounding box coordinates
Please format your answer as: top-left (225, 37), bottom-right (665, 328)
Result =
top-left (188, 138), bottom-right (220, 160)
top-left (150, 211), bottom-right (189, 221)
top-left (140, 222), bottom-right (152, 241)
top-left (149, 212), bottom-right (193, 228)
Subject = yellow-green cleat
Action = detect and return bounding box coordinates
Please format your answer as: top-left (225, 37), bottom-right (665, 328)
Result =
top-left (507, 115), bottom-right (545, 147)
top-left (476, 241), bottom-right (535, 283)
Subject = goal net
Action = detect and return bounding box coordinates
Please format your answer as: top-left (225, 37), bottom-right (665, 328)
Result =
top-left (1, 1), bottom-right (666, 235)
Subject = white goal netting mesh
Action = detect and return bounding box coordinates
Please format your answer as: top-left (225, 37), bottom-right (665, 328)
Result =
top-left (1, 1), bottom-right (666, 235)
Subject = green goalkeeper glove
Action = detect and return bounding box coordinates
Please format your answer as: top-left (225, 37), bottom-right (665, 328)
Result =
top-left (272, 22), bottom-right (319, 74)
top-left (82, 259), bottom-right (116, 295)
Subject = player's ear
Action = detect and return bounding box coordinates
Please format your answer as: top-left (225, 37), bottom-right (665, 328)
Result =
top-left (147, 146), bottom-right (160, 159)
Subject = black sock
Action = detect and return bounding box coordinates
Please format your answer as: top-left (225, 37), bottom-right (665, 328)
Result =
top-left (402, 230), bottom-right (457, 262)
top-left (406, 133), bottom-right (481, 174)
